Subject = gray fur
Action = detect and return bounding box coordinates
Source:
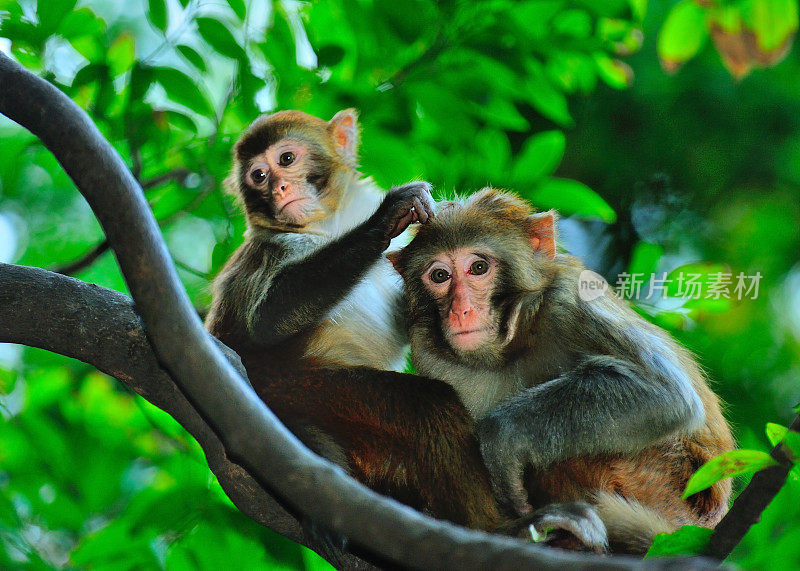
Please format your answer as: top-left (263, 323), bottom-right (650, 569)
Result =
top-left (400, 190), bottom-right (707, 515)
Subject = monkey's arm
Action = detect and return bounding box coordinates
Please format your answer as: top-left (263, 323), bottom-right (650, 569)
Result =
top-left (249, 181), bottom-right (433, 345)
top-left (477, 355), bottom-right (704, 514)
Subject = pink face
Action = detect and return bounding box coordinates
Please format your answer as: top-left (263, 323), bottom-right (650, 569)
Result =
top-left (245, 140), bottom-right (323, 225)
top-left (422, 247), bottom-right (499, 352)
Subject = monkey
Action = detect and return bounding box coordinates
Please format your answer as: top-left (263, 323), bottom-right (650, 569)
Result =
top-left (204, 108), bottom-right (507, 532)
top-left (387, 188), bottom-right (735, 553)
top-left (204, 111), bottom-right (609, 552)
top-left (206, 108), bottom-right (431, 371)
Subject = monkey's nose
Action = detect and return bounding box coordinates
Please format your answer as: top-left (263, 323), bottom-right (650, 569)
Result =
top-left (273, 182), bottom-right (289, 197)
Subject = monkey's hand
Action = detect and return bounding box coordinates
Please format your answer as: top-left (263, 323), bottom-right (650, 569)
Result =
top-left (476, 411), bottom-right (546, 517)
top-left (376, 181), bottom-right (435, 243)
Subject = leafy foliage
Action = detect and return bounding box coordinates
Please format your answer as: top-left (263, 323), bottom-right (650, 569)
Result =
top-left (646, 525), bottom-right (714, 558)
top-left (0, 0), bottom-right (799, 569)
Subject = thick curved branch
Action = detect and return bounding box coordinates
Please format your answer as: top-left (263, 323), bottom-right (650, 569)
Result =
top-left (0, 55), bottom-right (715, 570)
top-left (706, 415), bottom-right (800, 559)
top-left (0, 263), bottom-right (357, 568)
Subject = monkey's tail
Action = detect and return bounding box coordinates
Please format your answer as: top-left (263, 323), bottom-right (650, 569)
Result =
top-left (592, 492), bottom-right (678, 555)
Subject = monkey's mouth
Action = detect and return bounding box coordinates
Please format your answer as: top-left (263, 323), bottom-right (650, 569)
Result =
top-left (278, 197), bottom-right (311, 213)
top-left (448, 327), bottom-right (493, 351)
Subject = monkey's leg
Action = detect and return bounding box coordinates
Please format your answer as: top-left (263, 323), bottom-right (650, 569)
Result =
top-left (245, 361), bottom-right (501, 530)
top-left (527, 441), bottom-right (731, 554)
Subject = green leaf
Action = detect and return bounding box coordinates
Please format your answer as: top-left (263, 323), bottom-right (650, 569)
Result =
top-left (71, 63), bottom-right (106, 88)
top-left (524, 62), bottom-right (573, 126)
top-left (177, 44), bottom-right (208, 72)
top-left (196, 17), bottom-right (244, 60)
top-left (645, 525), bottom-right (713, 558)
top-left (154, 67), bottom-right (215, 116)
top-left (37, 0), bottom-right (78, 35)
top-left (593, 53), bottom-right (632, 89)
top-left (57, 7), bottom-right (105, 41)
top-left (657, 0), bottom-right (708, 69)
top-left (519, 178), bottom-right (616, 222)
top-left (767, 422), bottom-right (788, 447)
top-left (228, 0), bottom-right (247, 21)
top-left (147, 0), bottom-right (168, 32)
top-left (512, 130), bottom-right (566, 183)
top-left (783, 432), bottom-right (800, 462)
top-left (107, 33), bottom-right (136, 77)
top-left (628, 241), bottom-right (663, 278)
top-left (552, 9), bottom-right (593, 39)
top-left (741, 0), bottom-right (798, 52)
top-left (475, 129), bottom-right (511, 180)
top-left (683, 450), bottom-right (778, 499)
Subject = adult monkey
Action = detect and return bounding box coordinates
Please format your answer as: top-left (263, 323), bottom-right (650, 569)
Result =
top-left (388, 188), bottom-right (734, 553)
top-left (205, 110), bottom-right (608, 552)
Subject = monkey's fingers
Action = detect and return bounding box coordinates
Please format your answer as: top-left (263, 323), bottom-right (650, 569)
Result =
top-left (418, 187), bottom-right (436, 221)
top-left (411, 197), bottom-right (429, 224)
top-left (488, 460), bottom-right (531, 517)
top-left (389, 210), bottom-right (417, 240)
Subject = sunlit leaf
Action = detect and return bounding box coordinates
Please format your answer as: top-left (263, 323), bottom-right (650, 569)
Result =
top-left (107, 33), bottom-right (136, 77)
top-left (740, 0), bottom-right (798, 52)
top-left (658, 0), bottom-right (708, 72)
top-left (593, 53), bottom-right (633, 89)
top-left (683, 450), bottom-right (778, 499)
top-left (766, 422), bottom-right (788, 447)
top-left (519, 178), bottom-right (616, 222)
top-left (645, 525), bottom-right (713, 558)
top-left (58, 8), bottom-right (105, 41)
top-left (628, 241), bottom-right (663, 278)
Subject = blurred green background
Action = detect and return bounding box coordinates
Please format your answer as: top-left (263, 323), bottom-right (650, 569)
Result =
top-left (0, 0), bottom-right (798, 569)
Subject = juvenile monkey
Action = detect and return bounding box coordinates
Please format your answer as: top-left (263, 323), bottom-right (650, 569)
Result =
top-left (389, 188), bottom-right (734, 552)
top-left (206, 109), bottom-right (432, 369)
top-left (205, 109), bottom-right (504, 531)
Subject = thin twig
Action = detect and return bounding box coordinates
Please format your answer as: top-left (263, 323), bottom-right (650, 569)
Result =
top-left (52, 169), bottom-right (196, 275)
top-left (705, 415), bottom-right (800, 560)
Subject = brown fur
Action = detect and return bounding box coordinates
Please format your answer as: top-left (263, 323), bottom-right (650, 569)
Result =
top-left (206, 111), bottom-right (502, 530)
top-left (394, 188), bottom-right (735, 552)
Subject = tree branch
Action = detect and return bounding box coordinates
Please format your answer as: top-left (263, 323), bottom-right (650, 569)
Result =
top-left (705, 415), bottom-right (800, 560)
top-left (52, 168), bottom-right (195, 276)
top-left (0, 54), bottom-right (716, 570)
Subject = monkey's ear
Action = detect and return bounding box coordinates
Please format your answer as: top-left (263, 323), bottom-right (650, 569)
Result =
top-left (329, 108), bottom-right (360, 165)
top-left (385, 250), bottom-right (403, 274)
top-left (527, 211), bottom-right (557, 259)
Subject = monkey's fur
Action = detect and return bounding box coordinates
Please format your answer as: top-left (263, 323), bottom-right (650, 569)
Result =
top-left (390, 188), bottom-right (734, 553)
top-left (205, 110), bottom-right (503, 531)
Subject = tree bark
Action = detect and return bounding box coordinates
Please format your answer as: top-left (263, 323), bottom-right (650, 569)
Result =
top-left (0, 53), bottom-right (718, 570)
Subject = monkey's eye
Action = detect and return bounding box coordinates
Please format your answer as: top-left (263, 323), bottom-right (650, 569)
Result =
top-left (249, 167), bottom-right (268, 187)
top-left (279, 151), bottom-right (295, 167)
top-left (430, 268), bottom-right (451, 284)
top-left (470, 260), bottom-right (489, 275)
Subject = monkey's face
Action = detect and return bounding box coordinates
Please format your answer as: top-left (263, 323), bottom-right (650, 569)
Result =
top-left (421, 247), bottom-right (505, 354)
top-left (232, 108), bottom-right (361, 230)
top-left (242, 139), bottom-right (328, 226)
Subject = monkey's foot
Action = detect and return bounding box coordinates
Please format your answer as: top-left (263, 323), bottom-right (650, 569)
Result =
top-left (526, 502), bottom-right (609, 554)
